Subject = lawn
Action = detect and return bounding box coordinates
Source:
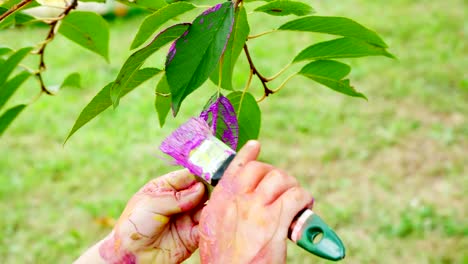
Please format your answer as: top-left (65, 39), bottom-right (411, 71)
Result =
top-left (0, 0), bottom-right (467, 263)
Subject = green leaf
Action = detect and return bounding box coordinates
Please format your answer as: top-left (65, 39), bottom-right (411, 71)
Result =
top-left (210, 6), bottom-right (249, 90)
top-left (298, 60), bottom-right (366, 99)
top-left (110, 23), bottom-right (189, 108)
top-left (0, 7), bottom-right (15, 29)
top-left (226, 91), bottom-right (261, 150)
top-left (0, 71), bottom-right (30, 110)
top-left (14, 12), bottom-right (35, 24)
top-left (79, 0), bottom-right (105, 3)
top-left (294, 37), bottom-right (394, 62)
top-left (65, 68), bottom-right (161, 143)
top-left (58, 11), bottom-right (109, 61)
top-left (131, 2), bottom-right (195, 49)
top-left (254, 0), bottom-right (314, 16)
top-left (278, 16), bottom-right (388, 48)
top-left (0, 47), bottom-right (13, 56)
top-left (166, 2), bottom-right (235, 115)
top-left (61, 72), bottom-right (81, 88)
top-left (0, 104), bottom-right (26, 137)
top-left (116, 0), bottom-right (167, 11)
top-left (0, 47), bottom-right (32, 86)
top-left (155, 74), bottom-right (171, 127)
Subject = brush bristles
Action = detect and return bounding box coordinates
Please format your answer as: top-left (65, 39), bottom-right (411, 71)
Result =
top-left (160, 117), bottom-right (213, 175)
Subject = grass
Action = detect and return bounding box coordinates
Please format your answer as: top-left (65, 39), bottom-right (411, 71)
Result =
top-left (1, 0), bottom-right (467, 263)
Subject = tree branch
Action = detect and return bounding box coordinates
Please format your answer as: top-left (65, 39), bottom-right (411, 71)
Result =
top-left (0, 0), bottom-right (33, 23)
top-left (34, 0), bottom-right (78, 95)
top-left (243, 44), bottom-right (274, 98)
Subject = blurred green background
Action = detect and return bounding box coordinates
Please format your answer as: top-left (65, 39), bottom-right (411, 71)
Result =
top-left (0, 0), bottom-right (467, 263)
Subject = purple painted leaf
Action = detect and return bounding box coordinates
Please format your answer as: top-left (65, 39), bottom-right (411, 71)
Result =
top-left (200, 94), bottom-right (239, 150)
top-left (165, 1), bottom-right (235, 115)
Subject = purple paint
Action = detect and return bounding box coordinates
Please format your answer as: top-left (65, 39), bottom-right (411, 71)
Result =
top-left (166, 42), bottom-right (177, 65)
top-left (160, 117), bottom-right (213, 176)
top-left (222, 17), bottom-right (236, 55)
top-left (202, 3), bottom-right (222, 16)
top-left (200, 95), bottom-right (239, 150)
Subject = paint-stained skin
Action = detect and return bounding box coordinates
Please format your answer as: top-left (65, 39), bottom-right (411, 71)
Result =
top-left (199, 141), bottom-right (313, 264)
top-left (98, 170), bottom-right (207, 264)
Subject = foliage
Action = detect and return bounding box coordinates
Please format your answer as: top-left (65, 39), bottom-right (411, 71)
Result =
top-left (0, 0), bottom-right (393, 147)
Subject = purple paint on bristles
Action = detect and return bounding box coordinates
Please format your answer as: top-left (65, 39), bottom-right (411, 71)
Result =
top-left (160, 117), bottom-right (213, 176)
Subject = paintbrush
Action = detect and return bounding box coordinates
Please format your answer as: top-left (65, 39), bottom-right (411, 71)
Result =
top-left (160, 117), bottom-right (345, 261)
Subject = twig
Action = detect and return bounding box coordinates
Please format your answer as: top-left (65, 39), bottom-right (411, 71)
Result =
top-left (34, 0), bottom-right (78, 95)
top-left (247, 30), bottom-right (275, 40)
top-left (0, 0), bottom-right (34, 22)
top-left (243, 44), bottom-right (274, 98)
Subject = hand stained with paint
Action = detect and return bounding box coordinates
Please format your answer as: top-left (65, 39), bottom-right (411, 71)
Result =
top-left (98, 170), bottom-right (206, 264)
top-left (199, 141), bottom-right (313, 264)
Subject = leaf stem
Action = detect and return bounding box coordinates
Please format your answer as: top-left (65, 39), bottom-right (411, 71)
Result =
top-left (238, 69), bottom-right (253, 118)
top-left (243, 44), bottom-right (274, 99)
top-left (0, 0), bottom-right (34, 22)
top-left (155, 92), bottom-right (171, 97)
top-left (266, 63), bottom-right (291, 81)
top-left (272, 73), bottom-right (297, 93)
top-left (247, 30), bottom-right (276, 40)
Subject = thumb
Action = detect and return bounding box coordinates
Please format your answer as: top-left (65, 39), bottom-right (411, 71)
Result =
top-left (140, 181), bottom-right (206, 216)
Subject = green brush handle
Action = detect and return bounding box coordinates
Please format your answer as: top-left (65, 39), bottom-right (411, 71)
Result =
top-left (289, 209), bottom-right (345, 261)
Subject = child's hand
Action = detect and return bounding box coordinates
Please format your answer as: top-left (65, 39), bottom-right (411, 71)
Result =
top-left (199, 141), bottom-right (313, 264)
top-left (76, 170), bottom-right (207, 264)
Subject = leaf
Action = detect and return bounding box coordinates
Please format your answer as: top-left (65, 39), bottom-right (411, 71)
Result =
top-left (14, 12), bottom-right (35, 24)
top-left (294, 37), bottom-right (394, 62)
top-left (226, 91), bottom-right (261, 150)
top-left (110, 23), bottom-right (189, 108)
top-left (58, 11), bottom-right (110, 61)
top-left (166, 2), bottom-right (235, 115)
top-left (254, 0), bottom-right (314, 16)
top-left (0, 47), bottom-right (32, 86)
top-left (210, 6), bottom-right (249, 90)
top-left (0, 71), bottom-right (30, 110)
top-left (0, 104), bottom-right (26, 137)
top-left (65, 68), bottom-right (161, 143)
top-left (131, 2), bottom-right (195, 49)
top-left (200, 94), bottom-right (239, 150)
top-left (0, 47), bottom-right (13, 56)
top-left (155, 74), bottom-right (171, 127)
top-left (298, 60), bottom-right (366, 99)
top-left (61, 72), bottom-right (81, 88)
top-left (0, 7), bottom-right (15, 29)
top-left (116, 0), bottom-right (167, 11)
top-left (278, 16), bottom-right (388, 48)
top-left (79, 0), bottom-right (105, 2)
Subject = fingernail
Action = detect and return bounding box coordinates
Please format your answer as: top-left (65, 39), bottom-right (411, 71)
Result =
top-left (245, 140), bottom-right (259, 147)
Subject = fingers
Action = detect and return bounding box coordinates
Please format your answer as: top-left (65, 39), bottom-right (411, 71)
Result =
top-left (255, 170), bottom-right (298, 205)
top-left (142, 181), bottom-right (206, 216)
top-left (221, 140), bottom-right (261, 185)
top-left (243, 161), bottom-right (276, 192)
top-left (162, 169), bottom-right (198, 191)
top-left (273, 186), bottom-right (313, 231)
top-left (174, 213), bottom-right (200, 253)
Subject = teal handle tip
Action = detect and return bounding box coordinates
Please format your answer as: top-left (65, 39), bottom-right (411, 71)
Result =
top-left (291, 210), bottom-right (346, 261)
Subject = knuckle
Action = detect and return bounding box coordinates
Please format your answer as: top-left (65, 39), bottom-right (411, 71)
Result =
top-left (243, 160), bottom-right (264, 172)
